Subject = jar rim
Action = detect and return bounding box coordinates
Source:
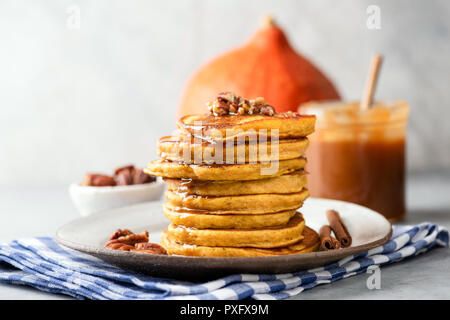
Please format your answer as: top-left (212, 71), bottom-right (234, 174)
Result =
top-left (300, 100), bottom-right (409, 128)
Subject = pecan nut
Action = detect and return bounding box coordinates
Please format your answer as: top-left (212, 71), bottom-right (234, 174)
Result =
top-left (133, 168), bottom-right (156, 184)
top-left (81, 174), bottom-right (116, 187)
top-left (114, 165), bottom-right (134, 186)
top-left (114, 165), bottom-right (135, 176)
top-left (208, 92), bottom-right (275, 116)
top-left (260, 106), bottom-right (275, 116)
top-left (109, 228), bottom-right (133, 240)
top-left (105, 242), bottom-right (134, 251)
top-left (131, 242), bottom-right (167, 255)
top-left (105, 229), bottom-right (166, 255)
top-left (114, 231), bottom-right (149, 245)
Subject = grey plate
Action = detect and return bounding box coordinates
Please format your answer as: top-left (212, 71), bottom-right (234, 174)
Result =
top-left (56, 198), bottom-right (392, 280)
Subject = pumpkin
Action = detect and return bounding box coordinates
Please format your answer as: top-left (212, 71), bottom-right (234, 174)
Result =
top-left (177, 15), bottom-right (340, 117)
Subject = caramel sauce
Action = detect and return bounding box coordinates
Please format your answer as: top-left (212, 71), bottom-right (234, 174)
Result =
top-left (160, 158), bottom-right (257, 168)
top-left (177, 113), bottom-right (315, 143)
top-left (170, 213), bottom-right (302, 232)
top-left (170, 190), bottom-right (302, 200)
top-left (179, 113), bottom-right (308, 130)
top-left (303, 101), bottom-right (409, 222)
top-left (307, 138), bottom-right (405, 221)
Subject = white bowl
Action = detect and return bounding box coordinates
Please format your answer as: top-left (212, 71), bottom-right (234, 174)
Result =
top-left (69, 179), bottom-right (165, 217)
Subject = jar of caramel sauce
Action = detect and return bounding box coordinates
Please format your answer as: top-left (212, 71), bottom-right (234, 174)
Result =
top-left (302, 101), bottom-right (409, 222)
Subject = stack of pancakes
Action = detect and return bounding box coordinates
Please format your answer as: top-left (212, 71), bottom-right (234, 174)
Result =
top-left (145, 111), bottom-right (320, 257)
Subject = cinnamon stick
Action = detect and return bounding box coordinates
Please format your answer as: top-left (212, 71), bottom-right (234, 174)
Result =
top-left (319, 225), bottom-right (342, 250)
top-left (319, 225), bottom-right (334, 251)
top-left (332, 237), bottom-right (341, 249)
top-left (326, 210), bottom-right (352, 248)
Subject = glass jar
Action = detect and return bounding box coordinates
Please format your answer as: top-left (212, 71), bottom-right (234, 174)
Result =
top-left (301, 101), bottom-right (409, 222)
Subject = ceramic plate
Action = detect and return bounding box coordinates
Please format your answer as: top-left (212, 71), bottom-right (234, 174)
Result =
top-left (56, 198), bottom-right (391, 280)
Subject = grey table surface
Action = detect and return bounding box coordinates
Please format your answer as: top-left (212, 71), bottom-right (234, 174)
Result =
top-left (0, 173), bottom-right (449, 300)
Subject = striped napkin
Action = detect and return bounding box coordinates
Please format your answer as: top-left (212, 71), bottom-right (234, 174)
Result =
top-left (0, 223), bottom-right (448, 300)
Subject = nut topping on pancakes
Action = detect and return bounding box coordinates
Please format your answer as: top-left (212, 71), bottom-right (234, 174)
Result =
top-left (207, 92), bottom-right (275, 116)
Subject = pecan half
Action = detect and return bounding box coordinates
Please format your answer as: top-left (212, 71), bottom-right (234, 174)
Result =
top-left (114, 165), bottom-right (134, 186)
top-left (131, 242), bottom-right (167, 255)
top-left (114, 231), bottom-right (149, 245)
top-left (133, 168), bottom-right (156, 184)
top-left (217, 92), bottom-right (238, 104)
top-left (114, 169), bottom-right (133, 186)
top-left (81, 174), bottom-right (116, 187)
top-left (109, 228), bottom-right (133, 240)
top-left (105, 242), bottom-right (134, 251)
top-left (114, 165), bottom-right (135, 176)
top-left (260, 106), bottom-right (275, 116)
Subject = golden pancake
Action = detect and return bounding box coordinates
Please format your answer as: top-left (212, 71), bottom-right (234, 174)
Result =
top-left (165, 189), bottom-right (309, 212)
top-left (163, 203), bottom-right (297, 229)
top-left (164, 170), bottom-right (307, 196)
top-left (158, 135), bottom-right (309, 164)
top-left (164, 202), bottom-right (302, 215)
top-left (166, 213), bottom-right (305, 248)
top-left (161, 226), bottom-right (320, 257)
top-left (177, 113), bottom-right (316, 142)
top-left (144, 157), bottom-right (306, 181)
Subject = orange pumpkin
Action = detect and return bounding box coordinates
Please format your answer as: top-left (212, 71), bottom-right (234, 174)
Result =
top-left (178, 15), bottom-right (340, 117)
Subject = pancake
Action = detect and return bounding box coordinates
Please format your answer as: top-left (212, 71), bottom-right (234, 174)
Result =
top-left (165, 189), bottom-right (309, 212)
top-left (163, 203), bottom-right (297, 229)
top-left (166, 213), bottom-right (305, 248)
top-left (144, 157), bottom-right (306, 181)
top-left (164, 202), bottom-right (302, 215)
top-left (164, 170), bottom-right (307, 196)
top-left (158, 135), bottom-right (309, 164)
top-left (161, 226), bottom-right (320, 257)
top-left (177, 113), bottom-right (316, 142)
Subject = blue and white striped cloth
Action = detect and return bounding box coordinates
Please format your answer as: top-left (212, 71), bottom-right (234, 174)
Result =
top-left (0, 223), bottom-right (448, 300)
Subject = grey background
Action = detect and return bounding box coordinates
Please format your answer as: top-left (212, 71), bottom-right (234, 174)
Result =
top-left (1, 0), bottom-right (449, 185)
